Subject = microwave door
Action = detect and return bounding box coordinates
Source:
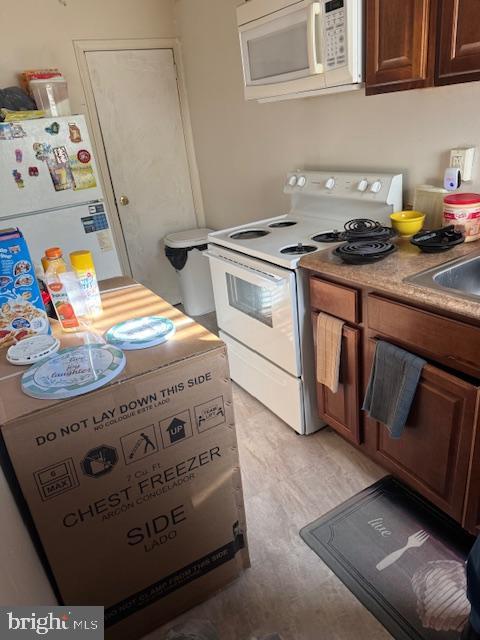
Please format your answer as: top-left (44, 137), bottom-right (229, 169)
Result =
top-left (239, 1), bottom-right (325, 100)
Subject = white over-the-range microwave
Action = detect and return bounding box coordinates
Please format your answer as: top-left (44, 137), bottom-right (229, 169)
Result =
top-left (237, 0), bottom-right (363, 102)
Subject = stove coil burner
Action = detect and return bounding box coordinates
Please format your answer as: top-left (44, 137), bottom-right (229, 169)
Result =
top-left (280, 243), bottom-right (317, 255)
top-left (229, 229), bottom-right (270, 240)
top-left (268, 220), bottom-right (298, 228)
top-left (334, 240), bottom-right (396, 265)
top-left (410, 225), bottom-right (464, 253)
top-left (345, 218), bottom-right (380, 235)
top-left (312, 231), bottom-right (343, 243)
top-left (343, 218), bottom-right (396, 241)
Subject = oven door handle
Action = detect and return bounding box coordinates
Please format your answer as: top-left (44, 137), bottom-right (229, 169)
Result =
top-left (204, 251), bottom-right (284, 285)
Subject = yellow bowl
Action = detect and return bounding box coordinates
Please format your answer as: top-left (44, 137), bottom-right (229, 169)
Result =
top-left (390, 210), bottom-right (425, 237)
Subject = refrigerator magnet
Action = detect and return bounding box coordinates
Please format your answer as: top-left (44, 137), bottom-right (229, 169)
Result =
top-left (11, 123), bottom-right (26, 138)
top-left (0, 124), bottom-right (12, 140)
top-left (68, 122), bottom-right (82, 143)
top-left (12, 170), bottom-right (24, 188)
top-left (15, 149), bottom-right (22, 163)
top-left (77, 149), bottom-right (91, 164)
top-left (47, 157), bottom-right (75, 191)
top-left (70, 158), bottom-right (96, 190)
top-left (28, 166), bottom-right (39, 177)
top-left (33, 142), bottom-right (52, 161)
top-left (45, 122), bottom-right (60, 135)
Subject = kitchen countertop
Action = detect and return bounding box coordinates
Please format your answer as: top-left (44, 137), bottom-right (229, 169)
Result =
top-left (300, 238), bottom-right (480, 322)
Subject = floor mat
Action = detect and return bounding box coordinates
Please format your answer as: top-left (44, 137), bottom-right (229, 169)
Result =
top-left (300, 476), bottom-right (475, 640)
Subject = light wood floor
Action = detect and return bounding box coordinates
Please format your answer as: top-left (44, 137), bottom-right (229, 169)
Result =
top-left (145, 384), bottom-right (393, 640)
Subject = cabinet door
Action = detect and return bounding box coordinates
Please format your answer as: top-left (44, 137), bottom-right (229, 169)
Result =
top-left (366, 0), bottom-right (436, 95)
top-left (313, 313), bottom-right (361, 444)
top-left (363, 345), bottom-right (477, 521)
top-left (436, 0), bottom-right (480, 85)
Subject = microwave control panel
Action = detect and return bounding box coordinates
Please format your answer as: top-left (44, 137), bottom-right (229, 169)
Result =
top-left (324, 0), bottom-right (347, 70)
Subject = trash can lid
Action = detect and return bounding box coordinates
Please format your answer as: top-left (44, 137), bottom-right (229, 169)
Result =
top-left (164, 228), bottom-right (213, 249)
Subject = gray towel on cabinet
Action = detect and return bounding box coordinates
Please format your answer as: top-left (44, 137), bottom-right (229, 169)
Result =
top-left (362, 340), bottom-right (426, 438)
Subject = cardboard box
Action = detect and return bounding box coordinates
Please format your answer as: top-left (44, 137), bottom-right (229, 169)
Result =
top-left (0, 280), bottom-right (249, 639)
top-left (0, 228), bottom-right (49, 347)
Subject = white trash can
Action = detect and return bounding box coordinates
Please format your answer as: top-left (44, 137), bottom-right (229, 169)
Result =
top-left (164, 228), bottom-right (215, 316)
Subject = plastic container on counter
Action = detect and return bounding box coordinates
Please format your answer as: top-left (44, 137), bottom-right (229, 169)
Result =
top-left (29, 77), bottom-right (71, 117)
top-left (443, 193), bottom-right (480, 242)
top-left (70, 250), bottom-right (102, 319)
top-left (44, 247), bottom-right (80, 332)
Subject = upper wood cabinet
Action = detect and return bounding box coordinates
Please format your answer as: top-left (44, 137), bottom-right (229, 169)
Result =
top-left (436, 0), bottom-right (480, 85)
top-left (366, 0), bottom-right (436, 95)
top-left (366, 0), bottom-right (480, 95)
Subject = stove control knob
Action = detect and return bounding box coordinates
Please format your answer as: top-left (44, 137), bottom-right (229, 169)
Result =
top-left (370, 180), bottom-right (382, 193)
top-left (357, 179), bottom-right (369, 192)
top-left (297, 175), bottom-right (307, 187)
top-left (325, 177), bottom-right (335, 190)
top-left (287, 175), bottom-right (298, 187)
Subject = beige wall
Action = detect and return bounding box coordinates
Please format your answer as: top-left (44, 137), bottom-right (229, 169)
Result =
top-left (175, 0), bottom-right (480, 231)
top-left (0, 0), bottom-right (176, 112)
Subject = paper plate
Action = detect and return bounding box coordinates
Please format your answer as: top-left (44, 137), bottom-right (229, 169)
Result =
top-left (104, 316), bottom-right (175, 350)
top-left (21, 344), bottom-right (126, 399)
top-left (7, 334), bottom-right (60, 365)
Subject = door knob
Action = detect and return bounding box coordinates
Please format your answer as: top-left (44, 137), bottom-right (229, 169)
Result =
top-left (119, 195), bottom-right (129, 206)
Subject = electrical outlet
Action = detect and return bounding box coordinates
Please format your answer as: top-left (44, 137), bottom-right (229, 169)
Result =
top-left (450, 147), bottom-right (476, 181)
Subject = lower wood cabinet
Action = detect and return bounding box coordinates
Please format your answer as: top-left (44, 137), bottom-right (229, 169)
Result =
top-left (309, 275), bottom-right (480, 532)
top-left (363, 344), bottom-right (478, 522)
top-left (313, 313), bottom-right (361, 444)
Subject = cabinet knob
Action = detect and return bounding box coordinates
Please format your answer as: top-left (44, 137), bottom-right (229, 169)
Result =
top-left (119, 195), bottom-right (129, 206)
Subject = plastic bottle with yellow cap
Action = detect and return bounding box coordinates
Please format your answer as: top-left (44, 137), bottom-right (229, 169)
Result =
top-left (70, 250), bottom-right (102, 318)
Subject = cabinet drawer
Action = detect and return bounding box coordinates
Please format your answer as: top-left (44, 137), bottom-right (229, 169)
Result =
top-left (310, 277), bottom-right (359, 324)
top-left (367, 294), bottom-right (480, 377)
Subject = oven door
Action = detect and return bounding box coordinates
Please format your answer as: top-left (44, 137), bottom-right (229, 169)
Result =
top-left (238, 0), bottom-right (326, 100)
top-left (206, 247), bottom-right (301, 376)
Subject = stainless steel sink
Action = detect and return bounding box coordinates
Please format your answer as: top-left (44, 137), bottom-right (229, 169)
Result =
top-left (406, 252), bottom-right (480, 302)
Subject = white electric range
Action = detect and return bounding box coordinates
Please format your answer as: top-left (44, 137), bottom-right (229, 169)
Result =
top-left (206, 170), bottom-right (403, 434)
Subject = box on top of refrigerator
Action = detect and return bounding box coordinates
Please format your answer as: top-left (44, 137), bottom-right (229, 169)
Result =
top-left (0, 227), bottom-right (49, 347)
top-left (0, 279), bottom-right (249, 640)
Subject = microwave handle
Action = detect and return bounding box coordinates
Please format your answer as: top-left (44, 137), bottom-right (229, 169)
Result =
top-left (307, 2), bottom-right (323, 75)
top-left (204, 251), bottom-right (283, 285)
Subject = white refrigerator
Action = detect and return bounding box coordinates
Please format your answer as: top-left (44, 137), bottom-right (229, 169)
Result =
top-left (0, 115), bottom-right (122, 279)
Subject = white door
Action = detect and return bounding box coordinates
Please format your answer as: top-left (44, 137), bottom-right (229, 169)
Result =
top-left (85, 48), bottom-right (198, 303)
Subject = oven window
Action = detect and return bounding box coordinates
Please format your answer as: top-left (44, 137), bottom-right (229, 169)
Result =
top-left (226, 273), bottom-right (273, 327)
top-left (247, 22), bottom-right (309, 81)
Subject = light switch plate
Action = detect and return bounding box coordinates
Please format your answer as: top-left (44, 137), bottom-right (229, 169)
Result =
top-left (450, 147), bottom-right (476, 181)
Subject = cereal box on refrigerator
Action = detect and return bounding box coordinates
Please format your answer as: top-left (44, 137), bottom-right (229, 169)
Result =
top-left (0, 228), bottom-right (49, 347)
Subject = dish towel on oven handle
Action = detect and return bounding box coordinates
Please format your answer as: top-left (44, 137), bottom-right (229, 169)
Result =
top-left (362, 340), bottom-right (426, 438)
top-left (316, 312), bottom-right (345, 394)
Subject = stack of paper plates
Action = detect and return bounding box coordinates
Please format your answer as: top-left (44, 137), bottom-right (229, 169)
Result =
top-left (104, 316), bottom-right (176, 350)
top-left (21, 344), bottom-right (126, 399)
